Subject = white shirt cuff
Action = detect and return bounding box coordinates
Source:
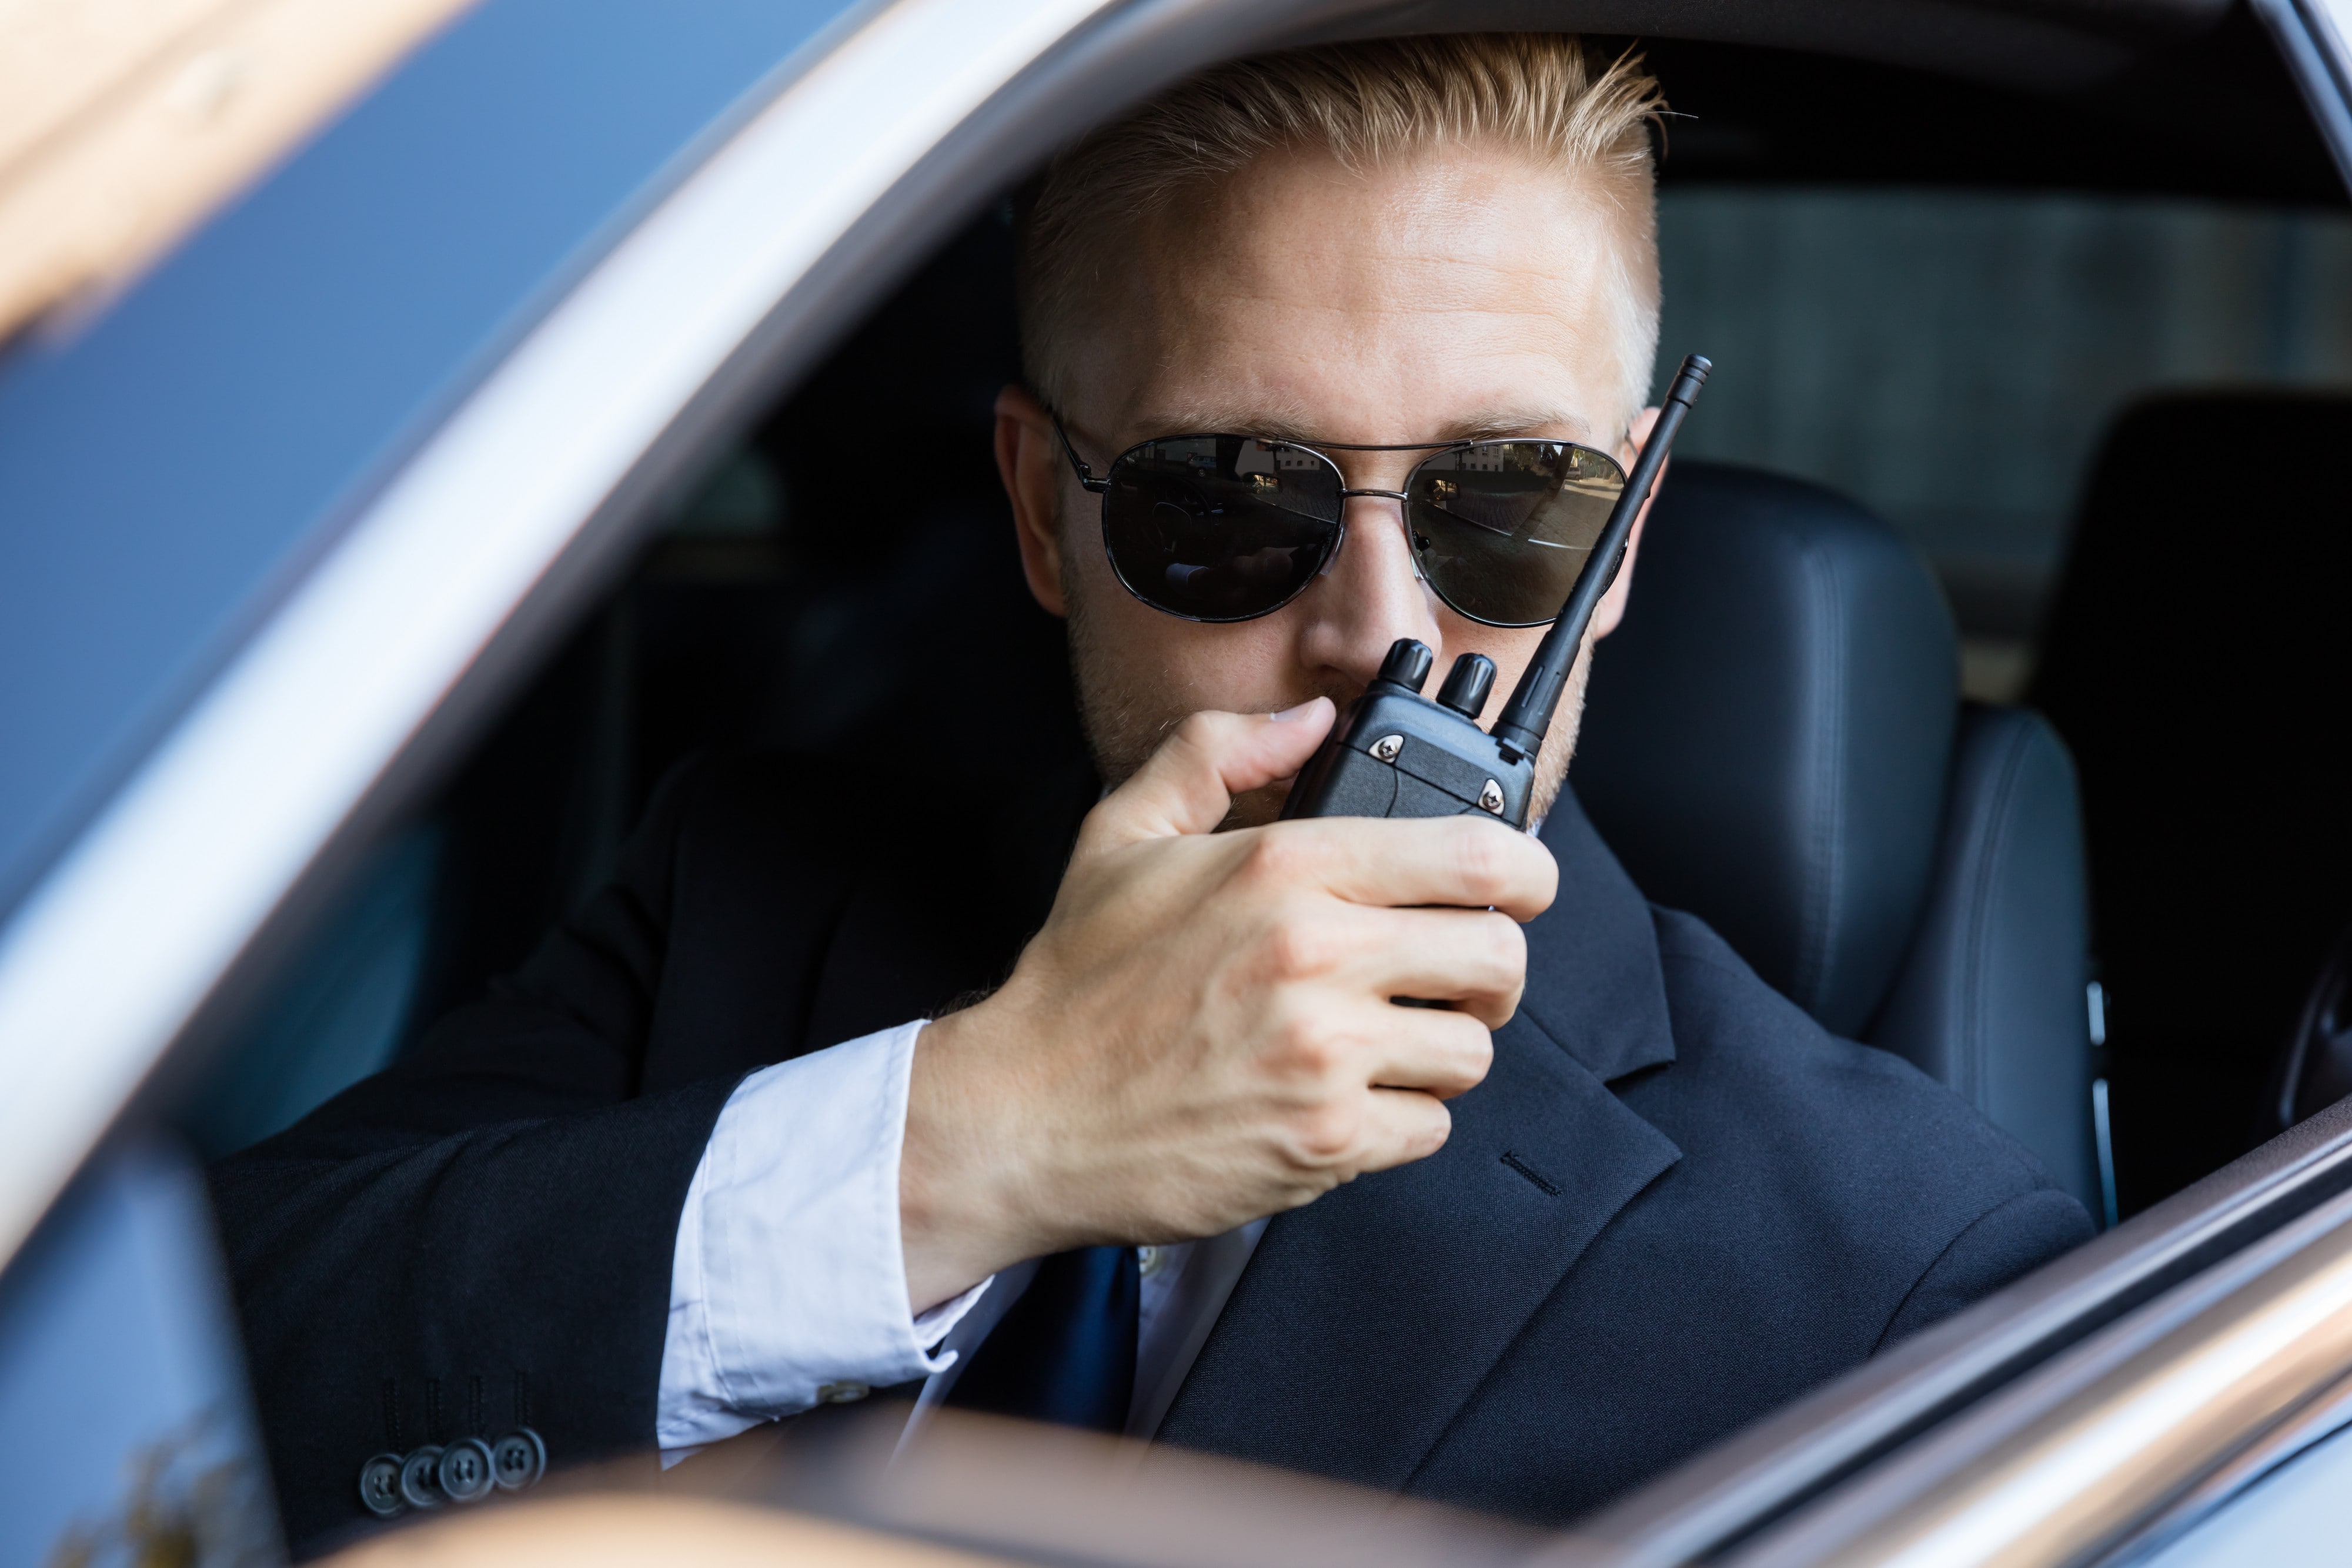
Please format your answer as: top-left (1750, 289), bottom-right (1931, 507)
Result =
top-left (655, 1019), bottom-right (991, 1452)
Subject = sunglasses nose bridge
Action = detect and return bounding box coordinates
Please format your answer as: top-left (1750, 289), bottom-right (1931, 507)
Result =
top-left (1322, 488), bottom-right (1425, 584)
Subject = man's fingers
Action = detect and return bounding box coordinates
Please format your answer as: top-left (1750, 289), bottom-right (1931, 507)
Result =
top-left (1359, 1007), bottom-right (1496, 1099)
top-left (1297, 902), bottom-right (1525, 1027)
top-left (1352, 908), bottom-right (1528, 1028)
top-left (1345, 1088), bottom-right (1456, 1174)
top-left (1264, 815), bottom-right (1558, 921)
top-left (1084, 701), bottom-right (1335, 848)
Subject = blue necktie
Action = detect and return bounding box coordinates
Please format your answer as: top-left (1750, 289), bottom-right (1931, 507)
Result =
top-left (946, 1245), bottom-right (1139, 1433)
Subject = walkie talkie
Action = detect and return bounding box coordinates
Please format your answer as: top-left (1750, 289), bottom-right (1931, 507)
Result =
top-left (1281, 355), bottom-right (1712, 828)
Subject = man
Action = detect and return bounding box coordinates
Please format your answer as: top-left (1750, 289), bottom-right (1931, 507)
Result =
top-left (215, 35), bottom-right (2092, 1552)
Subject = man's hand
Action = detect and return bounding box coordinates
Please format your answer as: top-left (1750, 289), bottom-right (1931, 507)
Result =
top-left (899, 700), bottom-right (1558, 1310)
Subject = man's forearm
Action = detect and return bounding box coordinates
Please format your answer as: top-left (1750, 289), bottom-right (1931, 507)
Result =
top-left (658, 1020), bottom-right (993, 1450)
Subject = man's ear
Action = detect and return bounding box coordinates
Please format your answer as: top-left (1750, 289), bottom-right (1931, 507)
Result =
top-left (995, 383), bottom-right (1068, 618)
top-left (1592, 404), bottom-right (1663, 641)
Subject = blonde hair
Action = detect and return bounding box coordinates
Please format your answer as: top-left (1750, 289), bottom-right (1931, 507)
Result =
top-left (1018, 34), bottom-right (1667, 431)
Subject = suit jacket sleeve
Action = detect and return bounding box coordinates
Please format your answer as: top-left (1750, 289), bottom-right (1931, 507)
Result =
top-left (1877, 1186), bottom-right (2096, 1350)
top-left (209, 761), bottom-right (733, 1553)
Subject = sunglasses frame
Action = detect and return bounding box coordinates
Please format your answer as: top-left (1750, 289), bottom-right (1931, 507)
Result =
top-left (1051, 417), bottom-right (1628, 628)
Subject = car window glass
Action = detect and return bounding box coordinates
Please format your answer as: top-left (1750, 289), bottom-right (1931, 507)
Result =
top-left (1651, 186), bottom-right (2352, 700)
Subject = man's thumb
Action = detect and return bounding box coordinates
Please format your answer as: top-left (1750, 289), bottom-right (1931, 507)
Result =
top-left (1087, 700), bottom-right (1335, 845)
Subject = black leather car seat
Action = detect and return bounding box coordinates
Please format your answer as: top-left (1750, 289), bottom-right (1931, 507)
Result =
top-left (2029, 393), bottom-right (2352, 1199)
top-left (1575, 462), bottom-right (2101, 1212)
top-left (1872, 705), bottom-right (2097, 1205)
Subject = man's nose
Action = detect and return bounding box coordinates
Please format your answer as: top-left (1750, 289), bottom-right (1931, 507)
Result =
top-left (1294, 493), bottom-right (1444, 687)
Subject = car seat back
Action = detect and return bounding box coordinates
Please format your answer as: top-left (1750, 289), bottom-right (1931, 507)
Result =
top-left (1576, 462), bottom-right (2099, 1209)
top-left (1872, 704), bottom-right (2099, 1205)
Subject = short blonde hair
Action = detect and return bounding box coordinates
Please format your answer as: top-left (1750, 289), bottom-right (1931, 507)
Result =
top-left (1018, 34), bottom-right (1666, 432)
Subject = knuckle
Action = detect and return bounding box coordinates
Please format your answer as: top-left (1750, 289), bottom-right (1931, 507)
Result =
top-left (1419, 1024), bottom-right (1489, 1094)
top-left (1448, 1014), bottom-right (1497, 1063)
top-left (1288, 1098), bottom-right (1364, 1164)
top-left (1294, 1034), bottom-right (1348, 1082)
top-left (1458, 1028), bottom-right (1498, 1083)
top-left (1261, 911), bottom-right (1335, 982)
top-left (1240, 824), bottom-right (1318, 885)
top-left (1265, 1007), bottom-right (1344, 1078)
top-left (1485, 912), bottom-right (1528, 971)
top-left (1415, 1102), bottom-right (1456, 1155)
top-left (1448, 820), bottom-right (1512, 897)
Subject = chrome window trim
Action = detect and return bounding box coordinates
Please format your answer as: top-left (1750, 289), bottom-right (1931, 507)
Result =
top-left (2094, 1368), bottom-right (2352, 1564)
top-left (1546, 1099), bottom-right (2352, 1567)
top-left (1721, 1176), bottom-right (2352, 1566)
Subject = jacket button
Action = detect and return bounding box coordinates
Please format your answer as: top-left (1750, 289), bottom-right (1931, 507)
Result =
top-left (398, 1446), bottom-right (446, 1509)
top-left (358, 1453), bottom-right (406, 1517)
top-left (491, 1428), bottom-right (546, 1491)
top-left (817, 1382), bottom-right (870, 1404)
top-left (438, 1437), bottom-right (496, 1503)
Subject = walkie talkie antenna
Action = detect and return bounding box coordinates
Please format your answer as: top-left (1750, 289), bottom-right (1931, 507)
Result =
top-left (1490, 354), bottom-right (1711, 760)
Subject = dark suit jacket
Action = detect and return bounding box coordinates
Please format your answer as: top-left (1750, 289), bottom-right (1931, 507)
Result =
top-left (212, 754), bottom-right (2091, 1553)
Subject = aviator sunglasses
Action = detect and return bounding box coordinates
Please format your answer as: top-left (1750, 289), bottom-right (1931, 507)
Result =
top-left (1055, 420), bottom-right (1629, 627)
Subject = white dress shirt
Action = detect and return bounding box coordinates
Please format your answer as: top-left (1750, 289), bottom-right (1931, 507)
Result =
top-left (656, 1021), bottom-right (1265, 1456)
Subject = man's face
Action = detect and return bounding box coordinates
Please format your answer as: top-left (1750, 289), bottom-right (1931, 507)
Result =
top-left (1000, 139), bottom-right (1655, 824)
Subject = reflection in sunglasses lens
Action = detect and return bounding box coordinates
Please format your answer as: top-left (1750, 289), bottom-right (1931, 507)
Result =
top-left (1103, 438), bottom-right (1343, 620)
top-left (1406, 442), bottom-right (1624, 626)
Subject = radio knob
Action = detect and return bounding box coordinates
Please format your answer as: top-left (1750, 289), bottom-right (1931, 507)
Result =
top-left (1438, 654), bottom-right (1496, 720)
top-left (1378, 638), bottom-right (1435, 692)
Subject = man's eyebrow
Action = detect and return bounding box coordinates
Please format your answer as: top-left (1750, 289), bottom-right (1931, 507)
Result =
top-left (1129, 404), bottom-right (1600, 445)
top-left (1128, 397), bottom-right (1314, 442)
top-left (1428, 407), bottom-right (1600, 443)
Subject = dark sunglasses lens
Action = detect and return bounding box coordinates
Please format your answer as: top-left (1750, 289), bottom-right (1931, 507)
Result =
top-left (1102, 437), bottom-right (1342, 620)
top-left (1405, 443), bottom-right (1626, 626)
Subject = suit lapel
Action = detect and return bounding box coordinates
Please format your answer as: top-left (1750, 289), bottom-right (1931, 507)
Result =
top-left (1154, 791), bottom-right (1682, 1489)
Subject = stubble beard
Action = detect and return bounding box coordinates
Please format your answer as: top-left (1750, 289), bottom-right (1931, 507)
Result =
top-left (1064, 561), bottom-right (1595, 833)
top-left (1061, 576), bottom-right (1176, 794)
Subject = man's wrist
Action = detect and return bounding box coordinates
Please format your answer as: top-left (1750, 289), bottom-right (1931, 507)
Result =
top-left (659, 1019), bottom-right (973, 1450)
top-left (900, 1001), bottom-right (1054, 1308)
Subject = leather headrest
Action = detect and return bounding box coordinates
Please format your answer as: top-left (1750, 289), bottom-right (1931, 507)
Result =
top-left (1573, 462), bottom-right (1959, 1038)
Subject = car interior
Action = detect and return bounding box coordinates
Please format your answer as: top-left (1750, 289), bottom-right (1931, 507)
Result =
top-left (166, 0), bottom-right (2351, 1510)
